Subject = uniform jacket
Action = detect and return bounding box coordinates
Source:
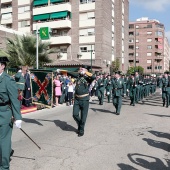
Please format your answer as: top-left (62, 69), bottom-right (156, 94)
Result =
top-left (159, 77), bottom-right (170, 92)
top-left (111, 78), bottom-right (126, 97)
top-left (15, 72), bottom-right (25, 90)
top-left (0, 72), bottom-right (22, 125)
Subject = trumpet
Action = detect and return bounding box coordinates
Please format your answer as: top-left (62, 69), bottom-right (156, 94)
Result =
top-left (56, 69), bottom-right (93, 77)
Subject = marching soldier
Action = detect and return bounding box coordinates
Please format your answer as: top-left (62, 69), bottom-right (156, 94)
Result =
top-left (0, 57), bottom-right (22, 170)
top-left (105, 75), bottom-right (112, 103)
top-left (127, 73), bottom-right (137, 106)
top-left (73, 66), bottom-right (95, 137)
top-left (111, 71), bottom-right (126, 115)
top-left (159, 71), bottom-right (170, 108)
top-left (97, 74), bottom-right (106, 105)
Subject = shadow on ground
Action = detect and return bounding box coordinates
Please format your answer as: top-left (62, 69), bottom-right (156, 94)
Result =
top-left (117, 153), bottom-right (170, 170)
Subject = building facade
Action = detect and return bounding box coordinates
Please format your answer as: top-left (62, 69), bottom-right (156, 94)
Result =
top-left (0, 0), bottom-right (129, 72)
top-left (129, 17), bottom-right (169, 74)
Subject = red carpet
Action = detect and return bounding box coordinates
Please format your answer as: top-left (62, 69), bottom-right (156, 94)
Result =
top-left (21, 105), bottom-right (37, 114)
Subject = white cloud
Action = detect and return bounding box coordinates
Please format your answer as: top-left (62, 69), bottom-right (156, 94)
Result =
top-left (130, 0), bottom-right (170, 12)
top-left (165, 31), bottom-right (170, 43)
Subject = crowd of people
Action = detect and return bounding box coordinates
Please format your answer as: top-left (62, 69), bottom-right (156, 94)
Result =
top-left (53, 70), bottom-right (170, 112)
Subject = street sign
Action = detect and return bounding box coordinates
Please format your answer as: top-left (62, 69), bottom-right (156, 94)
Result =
top-left (39, 27), bottom-right (51, 40)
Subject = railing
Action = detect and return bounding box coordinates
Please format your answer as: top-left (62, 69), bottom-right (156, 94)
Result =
top-left (33, 18), bottom-right (71, 24)
top-left (80, 0), bottom-right (95, 4)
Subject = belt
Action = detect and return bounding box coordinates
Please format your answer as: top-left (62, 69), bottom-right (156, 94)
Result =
top-left (16, 82), bottom-right (25, 85)
top-left (76, 94), bottom-right (89, 98)
top-left (0, 101), bottom-right (9, 106)
top-left (113, 88), bottom-right (122, 90)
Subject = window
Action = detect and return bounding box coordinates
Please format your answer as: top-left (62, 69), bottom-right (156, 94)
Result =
top-left (60, 47), bottom-right (67, 53)
top-left (147, 52), bottom-right (152, 56)
top-left (79, 28), bottom-right (95, 36)
top-left (129, 45), bottom-right (134, 49)
top-left (136, 32), bottom-right (139, 36)
top-left (80, 47), bottom-right (87, 52)
top-left (80, 0), bottom-right (95, 4)
top-left (147, 38), bottom-right (152, 42)
top-left (136, 53), bottom-right (139, 56)
top-left (87, 12), bottom-right (95, 19)
top-left (147, 66), bottom-right (152, 70)
top-left (129, 32), bottom-right (134, 36)
top-left (129, 53), bottom-right (134, 56)
top-left (136, 39), bottom-right (139, 43)
top-left (1, 13), bottom-right (12, 19)
top-left (18, 20), bottom-right (30, 28)
top-left (155, 66), bottom-right (162, 69)
top-left (136, 25), bottom-right (139, 29)
top-left (147, 24), bottom-right (152, 28)
top-left (129, 39), bottom-right (134, 43)
top-left (136, 60), bottom-right (139, 63)
top-left (147, 59), bottom-right (151, 64)
top-left (129, 24), bottom-right (134, 29)
top-left (18, 6), bottom-right (30, 13)
top-left (147, 31), bottom-right (152, 35)
top-left (147, 45), bottom-right (152, 49)
top-left (155, 31), bottom-right (163, 37)
top-left (156, 24), bottom-right (164, 29)
top-left (136, 46), bottom-right (139, 49)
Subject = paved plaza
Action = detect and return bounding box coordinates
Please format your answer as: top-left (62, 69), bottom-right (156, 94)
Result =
top-left (11, 92), bottom-right (170, 170)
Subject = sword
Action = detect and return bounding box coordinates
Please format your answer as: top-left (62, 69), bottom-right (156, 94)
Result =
top-left (20, 128), bottom-right (41, 150)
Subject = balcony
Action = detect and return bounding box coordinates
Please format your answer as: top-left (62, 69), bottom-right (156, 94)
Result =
top-left (79, 2), bottom-right (95, 12)
top-left (1, 18), bottom-right (12, 24)
top-left (18, 12), bottom-right (31, 20)
top-left (1, 0), bottom-right (12, 3)
top-left (79, 19), bottom-right (95, 28)
top-left (33, 19), bottom-right (71, 30)
top-left (43, 36), bottom-right (71, 45)
top-left (18, 27), bottom-right (31, 33)
top-left (1, 7), bottom-right (12, 14)
top-left (33, 3), bottom-right (71, 15)
top-left (79, 35), bottom-right (95, 44)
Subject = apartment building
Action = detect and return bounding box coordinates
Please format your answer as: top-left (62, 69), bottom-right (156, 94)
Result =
top-left (129, 17), bottom-right (169, 74)
top-left (0, 0), bottom-right (129, 72)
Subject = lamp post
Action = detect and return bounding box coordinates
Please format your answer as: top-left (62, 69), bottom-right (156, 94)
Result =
top-left (90, 44), bottom-right (92, 72)
top-left (36, 25), bottom-right (39, 69)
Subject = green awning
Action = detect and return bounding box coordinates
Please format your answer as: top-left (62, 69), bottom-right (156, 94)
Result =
top-left (33, 0), bottom-right (48, 6)
top-left (50, 0), bottom-right (64, 3)
top-left (50, 11), bottom-right (68, 19)
top-left (33, 13), bottom-right (50, 21)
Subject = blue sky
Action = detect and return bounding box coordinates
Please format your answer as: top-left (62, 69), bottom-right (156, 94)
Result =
top-left (129, 0), bottom-right (170, 42)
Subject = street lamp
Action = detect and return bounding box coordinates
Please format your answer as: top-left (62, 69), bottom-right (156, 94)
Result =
top-left (90, 44), bottom-right (92, 72)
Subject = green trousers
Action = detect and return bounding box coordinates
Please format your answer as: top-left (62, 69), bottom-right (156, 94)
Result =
top-left (129, 89), bottom-right (136, 105)
top-left (98, 89), bottom-right (104, 105)
top-left (112, 96), bottom-right (122, 114)
top-left (73, 99), bottom-right (89, 134)
top-left (0, 123), bottom-right (13, 170)
top-left (162, 91), bottom-right (170, 107)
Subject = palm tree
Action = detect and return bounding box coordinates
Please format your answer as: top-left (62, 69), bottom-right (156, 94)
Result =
top-left (0, 34), bottom-right (57, 68)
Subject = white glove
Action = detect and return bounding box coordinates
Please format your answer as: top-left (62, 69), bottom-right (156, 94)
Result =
top-left (159, 88), bottom-right (161, 91)
top-left (15, 120), bottom-right (22, 129)
top-left (127, 89), bottom-right (129, 92)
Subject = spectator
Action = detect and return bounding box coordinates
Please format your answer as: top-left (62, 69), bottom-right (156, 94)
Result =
top-left (67, 81), bottom-right (74, 106)
top-left (53, 75), bottom-right (62, 106)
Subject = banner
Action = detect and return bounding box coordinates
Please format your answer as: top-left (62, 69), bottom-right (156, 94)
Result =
top-left (30, 69), bottom-right (54, 107)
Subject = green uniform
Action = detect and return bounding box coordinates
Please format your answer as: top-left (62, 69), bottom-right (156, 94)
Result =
top-left (105, 78), bottom-right (112, 103)
top-left (15, 72), bottom-right (25, 91)
top-left (159, 77), bottom-right (170, 107)
top-left (97, 78), bottom-right (106, 105)
top-left (111, 78), bottom-right (126, 114)
top-left (0, 71), bottom-right (22, 170)
top-left (73, 73), bottom-right (95, 136)
top-left (127, 77), bottom-right (137, 106)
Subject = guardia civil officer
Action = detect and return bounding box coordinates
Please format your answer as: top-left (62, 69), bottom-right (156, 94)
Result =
top-left (73, 66), bottom-right (95, 137)
top-left (159, 71), bottom-right (170, 108)
top-left (111, 71), bottom-right (126, 115)
top-left (0, 57), bottom-right (22, 170)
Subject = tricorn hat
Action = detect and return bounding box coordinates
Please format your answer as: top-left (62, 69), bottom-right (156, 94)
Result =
top-left (0, 56), bottom-right (9, 63)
